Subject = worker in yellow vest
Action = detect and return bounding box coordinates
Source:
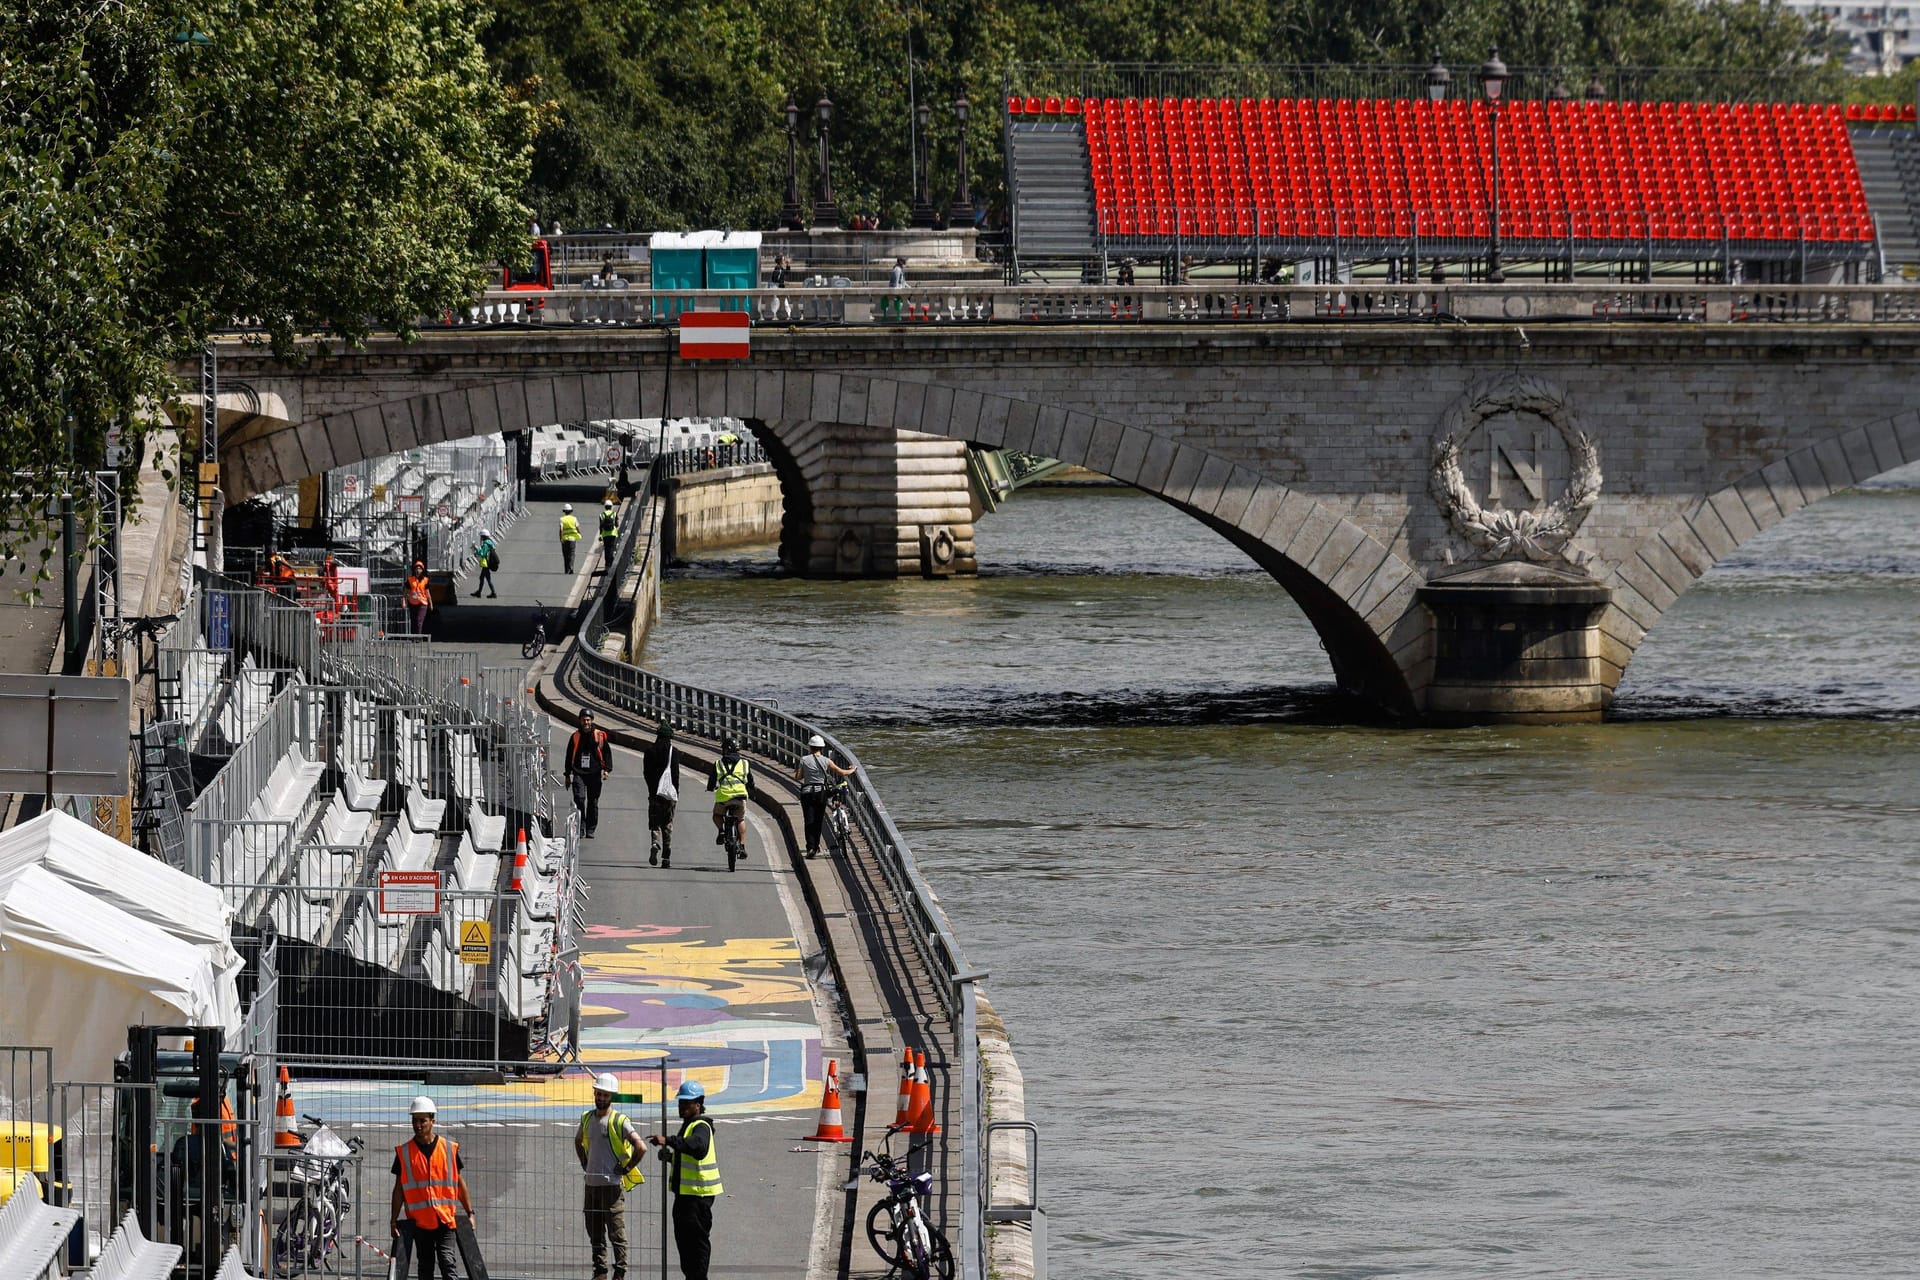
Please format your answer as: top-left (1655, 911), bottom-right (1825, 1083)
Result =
top-left (559, 503), bottom-right (583, 573)
top-left (389, 1096), bottom-right (474, 1279)
top-left (648, 1080), bottom-right (722, 1280)
top-left (598, 501), bottom-right (621, 569)
top-left (576, 1072), bottom-right (646, 1280)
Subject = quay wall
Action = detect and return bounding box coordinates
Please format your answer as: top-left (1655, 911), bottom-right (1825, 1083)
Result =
top-left (661, 463), bottom-right (782, 558)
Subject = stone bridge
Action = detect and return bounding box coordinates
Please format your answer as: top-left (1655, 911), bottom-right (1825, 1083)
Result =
top-left (202, 290), bottom-right (1920, 723)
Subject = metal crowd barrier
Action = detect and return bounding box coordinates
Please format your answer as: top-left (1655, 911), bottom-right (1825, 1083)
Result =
top-left (444, 281), bottom-right (1920, 333)
top-left (558, 464), bottom-right (997, 1280)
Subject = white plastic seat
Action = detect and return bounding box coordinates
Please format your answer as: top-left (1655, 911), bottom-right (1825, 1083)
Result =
top-left (0, 1168), bottom-right (82, 1280)
top-left (91, 1208), bottom-right (182, 1280)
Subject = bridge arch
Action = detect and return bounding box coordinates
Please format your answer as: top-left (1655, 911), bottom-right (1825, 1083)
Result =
top-left (1598, 409), bottom-right (1920, 700)
top-left (223, 368), bottom-right (1428, 713)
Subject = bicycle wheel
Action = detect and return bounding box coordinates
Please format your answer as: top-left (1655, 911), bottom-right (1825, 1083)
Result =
top-left (928, 1226), bottom-right (956, 1280)
top-left (904, 1211), bottom-right (934, 1280)
top-left (865, 1200), bottom-right (906, 1269)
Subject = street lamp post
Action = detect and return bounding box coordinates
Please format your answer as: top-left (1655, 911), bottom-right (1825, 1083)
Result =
top-left (912, 103), bottom-right (937, 227)
top-left (947, 95), bottom-right (974, 228)
top-left (1480, 47), bottom-right (1508, 284)
top-left (814, 96), bottom-right (840, 228)
top-left (1426, 54), bottom-right (1451, 284)
top-left (780, 98), bottom-right (806, 230)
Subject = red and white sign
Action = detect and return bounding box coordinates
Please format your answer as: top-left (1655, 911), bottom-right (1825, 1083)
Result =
top-left (678, 310), bottom-right (751, 360)
top-left (380, 869), bottom-right (440, 915)
top-left (397, 495), bottom-right (424, 516)
top-left (604, 443), bottom-right (623, 466)
top-left (342, 474), bottom-right (360, 496)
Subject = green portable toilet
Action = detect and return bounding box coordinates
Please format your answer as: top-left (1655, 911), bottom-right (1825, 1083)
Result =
top-left (702, 231), bottom-right (762, 310)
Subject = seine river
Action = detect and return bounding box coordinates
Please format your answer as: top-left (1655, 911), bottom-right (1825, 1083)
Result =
top-left (642, 476), bottom-right (1920, 1278)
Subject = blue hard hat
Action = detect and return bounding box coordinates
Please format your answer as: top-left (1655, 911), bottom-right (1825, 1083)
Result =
top-left (675, 1081), bottom-right (706, 1102)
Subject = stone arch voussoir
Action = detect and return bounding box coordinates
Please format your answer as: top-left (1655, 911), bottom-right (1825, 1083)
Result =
top-left (1598, 408), bottom-right (1920, 694)
top-left (227, 367), bottom-right (1428, 709)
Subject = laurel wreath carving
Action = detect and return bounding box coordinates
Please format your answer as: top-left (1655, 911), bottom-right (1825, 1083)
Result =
top-left (1429, 376), bottom-right (1602, 563)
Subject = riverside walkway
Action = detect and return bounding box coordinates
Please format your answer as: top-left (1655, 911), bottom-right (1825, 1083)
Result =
top-left (288, 486), bottom-right (845, 1278)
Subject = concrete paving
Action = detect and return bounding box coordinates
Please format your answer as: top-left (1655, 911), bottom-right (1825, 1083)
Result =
top-left (298, 489), bottom-right (838, 1279)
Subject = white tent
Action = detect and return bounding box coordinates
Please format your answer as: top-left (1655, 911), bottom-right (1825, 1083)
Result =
top-left (0, 812), bottom-right (236, 958)
top-left (0, 811), bottom-right (243, 1029)
top-left (0, 866), bottom-right (239, 1083)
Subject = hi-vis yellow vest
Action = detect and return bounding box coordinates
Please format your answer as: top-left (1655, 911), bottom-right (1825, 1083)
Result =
top-left (671, 1117), bottom-right (721, 1197)
top-left (578, 1109), bottom-right (646, 1191)
top-left (714, 758), bottom-right (751, 803)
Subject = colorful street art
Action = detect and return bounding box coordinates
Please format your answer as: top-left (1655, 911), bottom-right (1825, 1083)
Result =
top-left (299, 922), bottom-right (823, 1123)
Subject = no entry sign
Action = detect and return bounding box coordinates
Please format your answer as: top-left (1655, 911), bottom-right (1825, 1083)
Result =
top-left (678, 310), bottom-right (750, 360)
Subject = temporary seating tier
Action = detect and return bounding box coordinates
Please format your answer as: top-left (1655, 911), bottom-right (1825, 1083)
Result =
top-left (91, 1208), bottom-right (183, 1280)
top-left (1056, 95), bottom-right (1876, 249)
top-left (0, 1173), bottom-right (82, 1280)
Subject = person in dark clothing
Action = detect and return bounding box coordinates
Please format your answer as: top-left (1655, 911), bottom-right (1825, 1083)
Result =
top-left (643, 721), bottom-right (680, 868)
top-left (564, 710), bottom-right (613, 837)
top-left (648, 1081), bottom-right (721, 1280)
top-left (793, 734), bottom-right (855, 858)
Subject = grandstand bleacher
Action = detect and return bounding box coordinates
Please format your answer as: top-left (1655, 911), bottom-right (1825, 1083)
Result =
top-left (1005, 93), bottom-right (1920, 267)
top-left (143, 567), bottom-right (583, 1067)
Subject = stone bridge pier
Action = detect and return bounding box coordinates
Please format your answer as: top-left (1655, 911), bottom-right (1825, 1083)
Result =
top-left (753, 421), bottom-right (980, 577)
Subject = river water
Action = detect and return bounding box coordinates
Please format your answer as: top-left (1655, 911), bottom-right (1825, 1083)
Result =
top-left (642, 477), bottom-right (1920, 1278)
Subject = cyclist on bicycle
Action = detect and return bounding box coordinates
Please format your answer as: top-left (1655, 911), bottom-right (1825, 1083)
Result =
top-left (707, 738), bottom-right (752, 865)
top-left (794, 734), bottom-right (855, 859)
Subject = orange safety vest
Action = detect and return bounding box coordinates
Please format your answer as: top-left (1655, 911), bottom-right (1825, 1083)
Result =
top-left (405, 574), bottom-right (432, 608)
top-left (395, 1136), bottom-right (462, 1229)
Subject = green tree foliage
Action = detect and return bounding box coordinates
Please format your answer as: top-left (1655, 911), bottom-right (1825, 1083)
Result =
top-left (489, 0), bottom-right (1854, 232)
top-left (0, 0), bottom-right (534, 585)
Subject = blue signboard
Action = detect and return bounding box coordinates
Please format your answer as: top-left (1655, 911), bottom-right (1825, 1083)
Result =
top-left (208, 591), bottom-right (232, 650)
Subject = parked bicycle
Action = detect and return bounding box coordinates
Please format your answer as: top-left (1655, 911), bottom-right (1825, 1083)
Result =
top-left (521, 600), bottom-right (549, 659)
top-left (271, 1113), bottom-right (362, 1277)
top-left (861, 1130), bottom-right (953, 1280)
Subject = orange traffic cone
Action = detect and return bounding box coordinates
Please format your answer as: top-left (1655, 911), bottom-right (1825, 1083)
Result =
top-left (800, 1060), bottom-right (853, 1143)
top-left (509, 835), bottom-right (528, 894)
top-left (891, 1046), bottom-right (915, 1129)
top-left (908, 1050), bottom-right (940, 1136)
top-left (273, 1066), bottom-right (302, 1148)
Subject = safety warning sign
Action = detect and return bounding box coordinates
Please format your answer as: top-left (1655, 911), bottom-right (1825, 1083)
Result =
top-left (379, 870), bottom-right (440, 915)
top-left (458, 920), bottom-right (492, 965)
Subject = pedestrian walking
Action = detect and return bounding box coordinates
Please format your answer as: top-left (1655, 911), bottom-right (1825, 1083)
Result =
top-left (706, 737), bottom-right (752, 861)
top-left (404, 560), bottom-right (432, 636)
top-left (648, 1081), bottom-right (721, 1280)
top-left (577, 1072), bottom-right (645, 1280)
top-left (471, 528), bottom-right (499, 598)
top-left (389, 1096), bottom-right (473, 1280)
top-left (599, 501), bottom-right (621, 569)
top-left (794, 734), bottom-right (855, 858)
top-left (559, 503), bottom-right (582, 573)
top-left (888, 255), bottom-right (907, 289)
top-left (644, 721), bottom-right (680, 868)
top-left (565, 709), bottom-right (613, 838)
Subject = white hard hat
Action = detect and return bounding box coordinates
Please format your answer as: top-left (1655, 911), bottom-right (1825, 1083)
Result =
top-left (562, 503), bottom-right (574, 513)
top-left (481, 528), bottom-right (491, 538)
top-left (409, 1096), bottom-right (437, 1115)
top-left (808, 735), bottom-right (825, 749)
top-left (593, 1072), bottom-right (621, 1094)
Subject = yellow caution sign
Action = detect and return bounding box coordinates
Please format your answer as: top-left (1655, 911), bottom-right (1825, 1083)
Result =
top-left (458, 920), bottom-right (491, 965)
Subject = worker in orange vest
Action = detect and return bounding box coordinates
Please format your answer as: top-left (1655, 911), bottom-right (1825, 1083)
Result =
top-left (389, 1096), bottom-right (473, 1279)
top-left (405, 560), bottom-right (432, 636)
top-left (321, 553), bottom-right (342, 607)
top-left (267, 552), bottom-right (296, 594)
